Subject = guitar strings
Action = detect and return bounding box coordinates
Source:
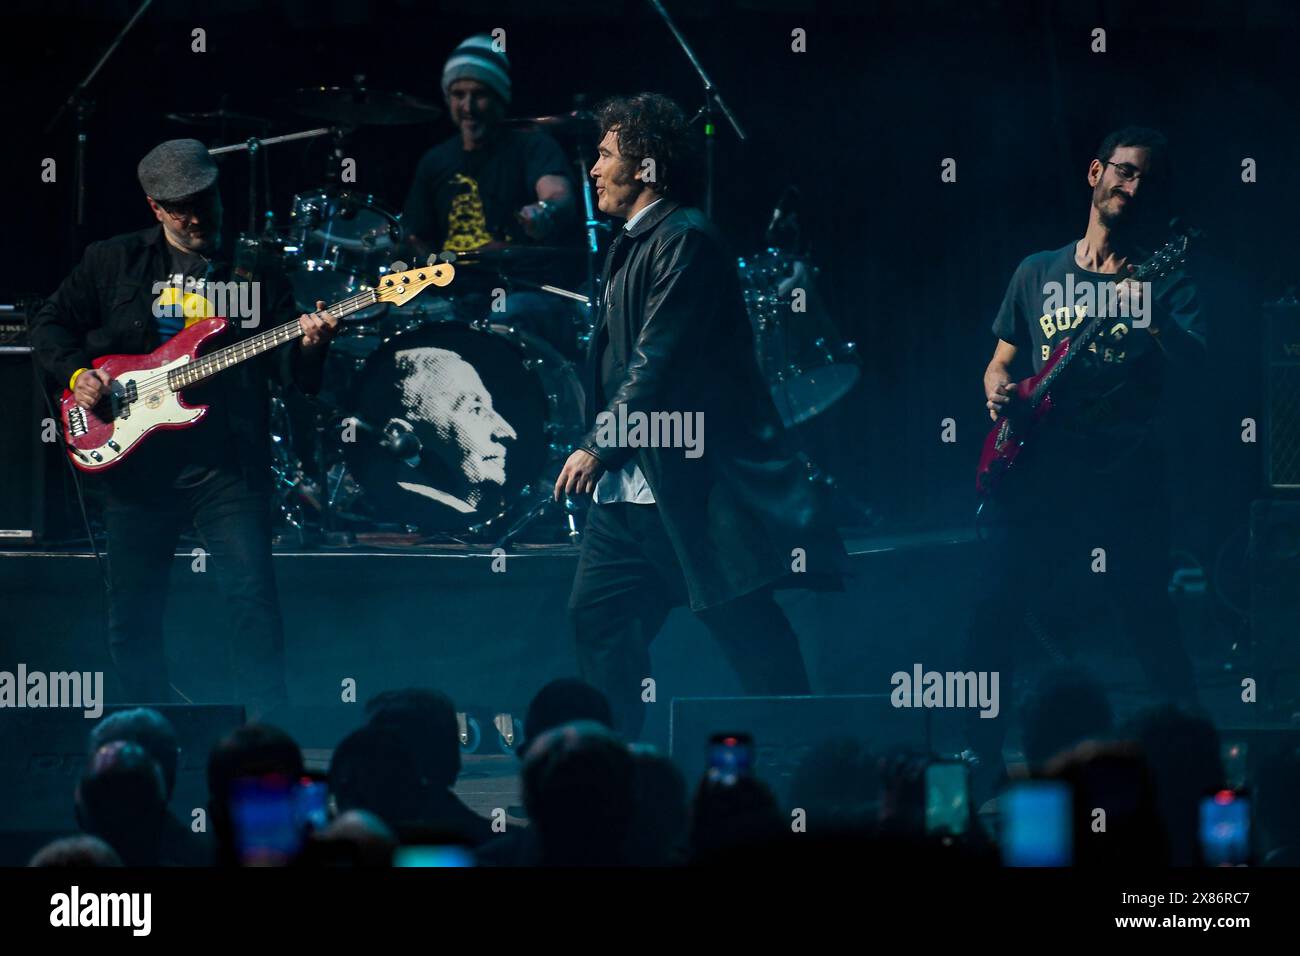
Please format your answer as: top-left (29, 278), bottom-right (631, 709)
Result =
top-left (121, 287), bottom-right (383, 397)
top-left (94, 267), bottom-right (449, 403)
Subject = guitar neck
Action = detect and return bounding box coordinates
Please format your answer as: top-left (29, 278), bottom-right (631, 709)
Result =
top-left (167, 288), bottom-right (377, 390)
top-left (1026, 253), bottom-right (1166, 409)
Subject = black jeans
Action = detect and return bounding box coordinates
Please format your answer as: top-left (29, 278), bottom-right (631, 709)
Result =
top-left (568, 501), bottom-right (811, 739)
top-left (961, 432), bottom-right (1196, 770)
top-left (102, 469), bottom-right (287, 720)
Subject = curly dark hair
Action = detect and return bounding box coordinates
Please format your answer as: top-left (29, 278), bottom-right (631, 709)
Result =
top-left (596, 92), bottom-right (697, 200)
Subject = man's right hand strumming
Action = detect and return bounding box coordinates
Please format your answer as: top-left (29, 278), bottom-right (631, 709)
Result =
top-left (74, 368), bottom-right (112, 409)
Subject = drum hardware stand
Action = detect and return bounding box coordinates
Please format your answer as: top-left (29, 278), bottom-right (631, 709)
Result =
top-left (574, 143), bottom-right (608, 342)
top-left (796, 450), bottom-right (878, 529)
top-left (493, 493), bottom-right (584, 551)
top-left (209, 126), bottom-right (337, 234)
top-left (647, 0), bottom-right (746, 220)
top-left (326, 124), bottom-right (356, 187)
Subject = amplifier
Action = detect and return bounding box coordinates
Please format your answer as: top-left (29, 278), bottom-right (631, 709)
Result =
top-left (1250, 499), bottom-right (1300, 717)
top-left (0, 305), bottom-right (44, 542)
top-left (1264, 303), bottom-right (1300, 490)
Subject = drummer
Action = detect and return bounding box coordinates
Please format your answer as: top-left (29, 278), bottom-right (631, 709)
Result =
top-left (403, 34), bottom-right (577, 262)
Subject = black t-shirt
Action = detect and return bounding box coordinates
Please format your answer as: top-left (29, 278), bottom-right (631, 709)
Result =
top-left (154, 242), bottom-right (236, 486)
top-left (991, 241), bottom-right (1203, 441)
top-left (160, 244), bottom-right (211, 340)
top-left (401, 128), bottom-right (572, 253)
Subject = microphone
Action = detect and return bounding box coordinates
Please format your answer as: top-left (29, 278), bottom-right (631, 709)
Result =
top-left (341, 416), bottom-right (422, 467)
top-left (381, 418), bottom-right (422, 467)
top-left (562, 494), bottom-right (582, 544)
top-left (765, 186), bottom-right (800, 245)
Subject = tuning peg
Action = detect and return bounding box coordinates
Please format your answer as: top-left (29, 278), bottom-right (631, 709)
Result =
top-left (438, 251), bottom-right (458, 264)
top-left (425, 253), bottom-right (440, 267)
top-left (389, 260), bottom-right (409, 273)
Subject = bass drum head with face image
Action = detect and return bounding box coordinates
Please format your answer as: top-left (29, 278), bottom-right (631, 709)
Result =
top-left (344, 322), bottom-right (584, 534)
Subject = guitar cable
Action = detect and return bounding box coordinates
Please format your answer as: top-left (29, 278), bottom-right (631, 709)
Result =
top-left (30, 333), bottom-right (114, 629)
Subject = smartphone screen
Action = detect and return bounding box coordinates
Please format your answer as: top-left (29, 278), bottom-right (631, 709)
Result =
top-left (707, 733), bottom-right (754, 785)
top-left (1200, 790), bottom-right (1250, 866)
top-left (1221, 740), bottom-right (1248, 792)
top-left (925, 761), bottom-right (970, 836)
top-left (1001, 781), bottom-right (1072, 867)
top-left (230, 774), bottom-right (302, 865)
top-left (295, 778), bottom-right (330, 834)
top-left (393, 846), bottom-right (476, 868)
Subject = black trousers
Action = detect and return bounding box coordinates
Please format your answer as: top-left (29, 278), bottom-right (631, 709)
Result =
top-left (568, 501), bottom-right (811, 739)
top-left (961, 433), bottom-right (1196, 768)
top-left (102, 469), bottom-right (287, 720)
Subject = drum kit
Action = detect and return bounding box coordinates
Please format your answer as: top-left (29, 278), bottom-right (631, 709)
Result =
top-left (178, 86), bottom-right (860, 545)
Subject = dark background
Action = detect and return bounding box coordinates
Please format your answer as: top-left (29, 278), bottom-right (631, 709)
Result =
top-left (5, 0), bottom-right (1299, 567)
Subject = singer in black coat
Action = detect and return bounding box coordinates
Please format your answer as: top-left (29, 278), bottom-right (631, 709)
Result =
top-left (577, 198), bottom-right (847, 612)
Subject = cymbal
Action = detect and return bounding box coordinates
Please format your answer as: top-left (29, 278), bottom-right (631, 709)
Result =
top-left (500, 110), bottom-right (596, 136)
top-left (166, 108), bottom-right (274, 128)
top-left (455, 245), bottom-right (585, 267)
top-left (282, 87), bottom-right (442, 126)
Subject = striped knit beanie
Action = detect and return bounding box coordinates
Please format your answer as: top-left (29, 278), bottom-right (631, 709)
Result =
top-left (441, 34), bottom-right (511, 105)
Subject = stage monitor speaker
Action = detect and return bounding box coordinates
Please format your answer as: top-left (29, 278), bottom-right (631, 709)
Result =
top-left (1250, 499), bottom-right (1300, 717)
top-left (669, 694), bottom-right (930, 805)
top-left (1264, 303), bottom-right (1300, 491)
top-left (0, 703), bottom-right (245, 865)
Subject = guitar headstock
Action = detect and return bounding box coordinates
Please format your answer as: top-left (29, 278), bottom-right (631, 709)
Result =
top-left (1134, 221), bottom-right (1200, 282)
top-left (375, 262), bottom-right (456, 307)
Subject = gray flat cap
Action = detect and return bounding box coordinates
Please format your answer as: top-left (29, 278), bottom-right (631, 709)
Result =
top-left (137, 138), bottom-right (218, 203)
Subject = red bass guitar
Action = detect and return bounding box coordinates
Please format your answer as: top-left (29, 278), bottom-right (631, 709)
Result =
top-left (60, 262), bottom-right (454, 472)
top-left (975, 226), bottom-right (1194, 501)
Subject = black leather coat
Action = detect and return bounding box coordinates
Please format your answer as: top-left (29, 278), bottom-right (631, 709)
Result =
top-left (580, 199), bottom-right (846, 611)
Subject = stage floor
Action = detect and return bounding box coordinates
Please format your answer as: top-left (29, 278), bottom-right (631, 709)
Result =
top-left (0, 526), bottom-right (1256, 754)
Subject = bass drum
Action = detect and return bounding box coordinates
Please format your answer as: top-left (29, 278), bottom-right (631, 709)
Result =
top-left (342, 321), bottom-right (585, 535)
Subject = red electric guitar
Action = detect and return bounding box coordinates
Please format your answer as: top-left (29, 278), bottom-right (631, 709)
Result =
top-left (59, 262), bottom-right (454, 472)
top-left (975, 226), bottom-right (1195, 501)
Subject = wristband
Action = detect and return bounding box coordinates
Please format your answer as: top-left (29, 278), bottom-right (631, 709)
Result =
top-left (69, 368), bottom-right (90, 390)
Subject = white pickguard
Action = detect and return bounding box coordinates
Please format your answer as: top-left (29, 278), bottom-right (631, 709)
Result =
top-left (74, 354), bottom-right (204, 469)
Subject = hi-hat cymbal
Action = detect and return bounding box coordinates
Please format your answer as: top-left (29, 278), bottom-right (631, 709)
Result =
top-left (282, 87), bottom-right (442, 126)
top-left (166, 108), bottom-right (274, 128)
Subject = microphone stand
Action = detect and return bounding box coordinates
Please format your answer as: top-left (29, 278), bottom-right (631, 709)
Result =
top-left (44, 0), bottom-right (154, 266)
top-left (645, 0), bottom-right (747, 220)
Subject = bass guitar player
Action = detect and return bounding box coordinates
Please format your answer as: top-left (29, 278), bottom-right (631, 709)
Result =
top-left (963, 126), bottom-right (1204, 795)
top-left (31, 139), bottom-right (337, 720)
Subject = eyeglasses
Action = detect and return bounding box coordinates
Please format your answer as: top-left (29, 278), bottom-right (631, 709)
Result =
top-left (1104, 161), bottom-right (1145, 183)
top-left (158, 191), bottom-right (216, 222)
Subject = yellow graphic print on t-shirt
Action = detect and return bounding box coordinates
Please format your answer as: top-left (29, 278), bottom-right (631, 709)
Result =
top-left (444, 173), bottom-right (494, 252)
top-left (1036, 304), bottom-right (1128, 365)
top-left (154, 281), bottom-right (216, 325)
